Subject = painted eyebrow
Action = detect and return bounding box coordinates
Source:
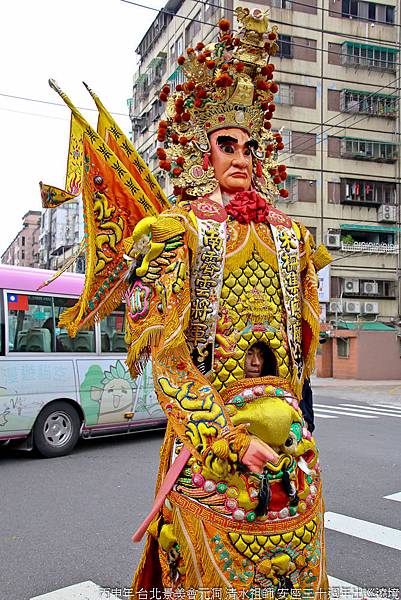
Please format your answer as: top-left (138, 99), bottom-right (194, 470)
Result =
top-left (245, 140), bottom-right (258, 149)
top-left (216, 135), bottom-right (238, 145)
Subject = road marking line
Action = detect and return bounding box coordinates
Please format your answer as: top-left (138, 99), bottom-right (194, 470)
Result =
top-left (30, 581), bottom-right (120, 600)
top-left (384, 492), bottom-right (401, 503)
top-left (338, 404), bottom-right (401, 418)
top-left (314, 413), bottom-right (338, 419)
top-left (325, 512), bottom-right (401, 551)
top-left (370, 403), bottom-right (401, 412)
top-left (340, 403), bottom-right (401, 413)
top-left (314, 404), bottom-right (390, 418)
top-left (328, 576), bottom-right (381, 599)
top-left (312, 407), bottom-right (377, 419)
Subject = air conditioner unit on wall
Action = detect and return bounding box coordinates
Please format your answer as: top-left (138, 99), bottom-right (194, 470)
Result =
top-left (362, 281), bottom-right (378, 295)
top-left (362, 302), bottom-right (379, 315)
top-left (345, 301), bottom-right (361, 314)
top-left (324, 233), bottom-right (341, 249)
top-left (329, 301), bottom-right (343, 313)
top-left (343, 278), bottom-right (359, 293)
top-left (378, 204), bottom-right (397, 223)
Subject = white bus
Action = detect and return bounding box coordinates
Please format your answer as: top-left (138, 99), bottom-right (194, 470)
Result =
top-left (0, 264), bottom-right (165, 457)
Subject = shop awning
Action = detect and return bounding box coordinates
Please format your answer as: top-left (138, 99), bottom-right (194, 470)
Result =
top-left (337, 321), bottom-right (396, 331)
top-left (342, 41), bottom-right (399, 54)
top-left (147, 53), bottom-right (167, 70)
top-left (133, 72), bottom-right (148, 86)
top-left (340, 223), bottom-right (400, 233)
top-left (342, 89), bottom-right (397, 99)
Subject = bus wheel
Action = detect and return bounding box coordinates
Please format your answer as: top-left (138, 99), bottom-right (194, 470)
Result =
top-left (33, 401), bottom-right (81, 458)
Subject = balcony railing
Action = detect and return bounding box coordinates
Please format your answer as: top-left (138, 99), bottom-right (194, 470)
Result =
top-left (341, 242), bottom-right (399, 254)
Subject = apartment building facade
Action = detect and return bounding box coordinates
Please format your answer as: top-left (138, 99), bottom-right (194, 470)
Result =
top-left (1, 210), bottom-right (41, 268)
top-left (38, 200), bottom-right (84, 272)
top-left (129, 0), bottom-right (401, 332)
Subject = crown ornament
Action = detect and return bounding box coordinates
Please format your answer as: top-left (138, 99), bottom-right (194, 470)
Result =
top-left (156, 6), bottom-right (289, 200)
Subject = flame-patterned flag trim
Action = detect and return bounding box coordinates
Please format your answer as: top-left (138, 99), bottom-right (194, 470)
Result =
top-left (39, 80), bottom-right (168, 335)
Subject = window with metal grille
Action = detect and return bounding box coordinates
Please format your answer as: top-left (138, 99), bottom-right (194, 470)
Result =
top-left (185, 11), bottom-right (201, 47)
top-left (277, 35), bottom-right (293, 59)
top-left (271, 0), bottom-right (292, 8)
top-left (337, 338), bottom-right (350, 358)
top-left (342, 0), bottom-right (395, 23)
top-left (342, 179), bottom-right (396, 205)
top-left (341, 90), bottom-right (397, 117)
top-left (342, 43), bottom-right (397, 70)
top-left (276, 83), bottom-right (293, 105)
top-left (341, 139), bottom-right (397, 162)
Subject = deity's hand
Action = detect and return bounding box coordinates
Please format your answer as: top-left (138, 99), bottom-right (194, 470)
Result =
top-left (242, 437), bottom-right (279, 474)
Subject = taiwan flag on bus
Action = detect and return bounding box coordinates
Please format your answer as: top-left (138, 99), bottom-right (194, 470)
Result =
top-left (7, 293), bottom-right (29, 311)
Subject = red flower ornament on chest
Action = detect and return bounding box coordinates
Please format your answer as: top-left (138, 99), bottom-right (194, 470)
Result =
top-left (225, 190), bottom-right (293, 228)
top-left (225, 190), bottom-right (267, 224)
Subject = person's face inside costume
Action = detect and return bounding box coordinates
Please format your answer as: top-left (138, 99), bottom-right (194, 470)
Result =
top-left (244, 345), bottom-right (265, 378)
top-left (209, 128), bottom-right (254, 194)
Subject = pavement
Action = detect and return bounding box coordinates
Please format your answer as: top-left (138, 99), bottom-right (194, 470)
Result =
top-left (310, 376), bottom-right (401, 406)
top-left (311, 376), bottom-right (401, 388)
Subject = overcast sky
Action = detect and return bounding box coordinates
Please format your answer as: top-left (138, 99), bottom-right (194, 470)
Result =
top-left (0, 0), bottom-right (165, 255)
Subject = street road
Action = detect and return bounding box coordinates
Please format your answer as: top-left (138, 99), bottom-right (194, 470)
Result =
top-left (1, 383), bottom-right (400, 599)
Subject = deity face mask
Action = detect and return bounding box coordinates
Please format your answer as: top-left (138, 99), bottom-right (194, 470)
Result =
top-left (209, 128), bottom-right (253, 194)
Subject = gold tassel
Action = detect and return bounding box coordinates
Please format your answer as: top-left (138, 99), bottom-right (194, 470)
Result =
top-left (224, 236), bottom-right (255, 274)
top-left (173, 505), bottom-right (226, 589)
top-left (57, 179), bottom-right (98, 337)
top-left (252, 230), bottom-right (279, 271)
top-left (130, 531), bottom-right (155, 596)
top-left (126, 326), bottom-right (163, 378)
top-left (313, 244), bottom-right (333, 271)
top-left (58, 275), bottom-right (128, 336)
top-left (172, 508), bottom-right (202, 589)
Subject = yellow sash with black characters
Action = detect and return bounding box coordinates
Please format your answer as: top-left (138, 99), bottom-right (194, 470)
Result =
top-left (188, 200), bottom-right (227, 375)
top-left (270, 223), bottom-right (304, 396)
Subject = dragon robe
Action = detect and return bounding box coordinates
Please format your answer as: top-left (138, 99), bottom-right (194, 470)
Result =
top-left (128, 192), bottom-right (331, 595)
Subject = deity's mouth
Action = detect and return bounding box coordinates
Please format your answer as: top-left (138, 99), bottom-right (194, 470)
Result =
top-left (230, 172), bottom-right (248, 179)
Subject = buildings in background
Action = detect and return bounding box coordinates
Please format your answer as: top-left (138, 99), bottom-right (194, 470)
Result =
top-left (38, 200), bottom-right (84, 272)
top-left (2, 201), bottom-right (84, 273)
top-left (1, 211), bottom-right (41, 268)
top-left (129, 0), bottom-right (401, 334)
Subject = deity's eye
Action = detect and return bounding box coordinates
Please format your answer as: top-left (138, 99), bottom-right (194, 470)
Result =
top-left (244, 148), bottom-right (251, 156)
top-left (219, 144), bottom-right (234, 154)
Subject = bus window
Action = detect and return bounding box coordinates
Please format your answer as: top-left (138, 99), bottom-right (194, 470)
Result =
top-left (7, 294), bottom-right (52, 352)
top-left (53, 296), bottom-right (95, 353)
top-left (100, 306), bottom-right (126, 353)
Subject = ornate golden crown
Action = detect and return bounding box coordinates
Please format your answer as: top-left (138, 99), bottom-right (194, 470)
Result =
top-left (156, 6), bottom-right (289, 200)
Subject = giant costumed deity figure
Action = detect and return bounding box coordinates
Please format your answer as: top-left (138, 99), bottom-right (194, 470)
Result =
top-left (41, 6), bottom-right (332, 595)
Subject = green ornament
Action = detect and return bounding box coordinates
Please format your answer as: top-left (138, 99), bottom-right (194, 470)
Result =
top-left (217, 482), bottom-right (228, 494)
top-left (233, 394), bottom-right (245, 407)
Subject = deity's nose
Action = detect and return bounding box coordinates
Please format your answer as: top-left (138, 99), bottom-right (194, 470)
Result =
top-left (232, 153), bottom-right (249, 168)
